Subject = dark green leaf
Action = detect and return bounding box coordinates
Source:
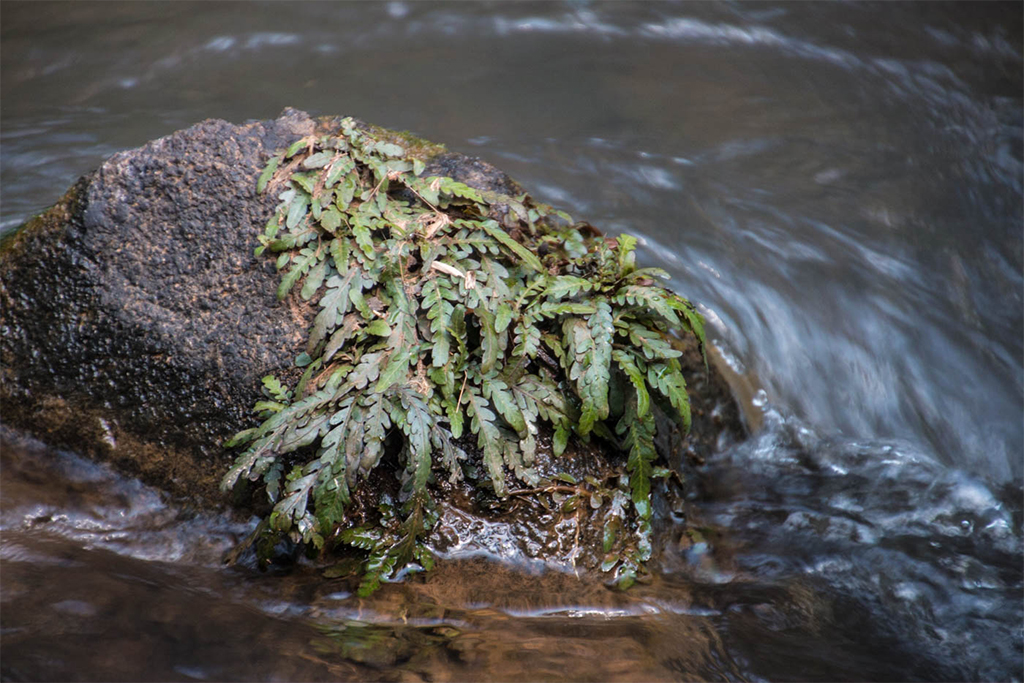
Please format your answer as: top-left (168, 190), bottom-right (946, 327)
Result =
top-left (478, 220), bottom-right (545, 273)
top-left (375, 349), bottom-right (413, 393)
top-left (285, 138), bottom-right (308, 158)
top-left (303, 151), bottom-right (334, 169)
top-left (257, 154), bottom-right (282, 193)
top-left (286, 193), bottom-right (309, 230)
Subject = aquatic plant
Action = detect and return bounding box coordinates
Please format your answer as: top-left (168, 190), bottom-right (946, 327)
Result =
top-left (222, 118), bottom-right (705, 592)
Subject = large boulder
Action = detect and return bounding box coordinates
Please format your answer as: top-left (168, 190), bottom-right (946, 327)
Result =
top-left (0, 109), bottom-right (744, 568)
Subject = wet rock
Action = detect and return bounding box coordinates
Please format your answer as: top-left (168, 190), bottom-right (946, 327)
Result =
top-left (0, 108), bottom-right (744, 567)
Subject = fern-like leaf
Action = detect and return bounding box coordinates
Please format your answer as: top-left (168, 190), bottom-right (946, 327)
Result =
top-left (646, 361), bottom-right (692, 432)
top-left (563, 302), bottom-right (612, 435)
top-left (478, 220), bottom-right (545, 273)
top-left (542, 275), bottom-right (593, 300)
top-left (615, 319), bottom-right (682, 361)
top-left (613, 284), bottom-right (680, 327)
top-left (355, 392), bottom-right (391, 483)
top-left (421, 277), bottom-right (456, 367)
top-left (278, 248), bottom-right (318, 300)
top-left (465, 383), bottom-right (506, 496)
top-left (393, 387), bottom-right (433, 494)
top-left (612, 349), bottom-right (650, 419)
top-left (618, 398), bottom-right (657, 520)
top-left (309, 269), bottom-right (363, 354)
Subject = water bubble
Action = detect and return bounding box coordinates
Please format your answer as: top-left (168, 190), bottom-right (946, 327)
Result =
top-left (751, 389), bottom-right (768, 409)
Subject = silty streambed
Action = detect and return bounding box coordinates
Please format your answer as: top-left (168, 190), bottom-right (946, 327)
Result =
top-left (1, 2), bottom-right (1021, 680)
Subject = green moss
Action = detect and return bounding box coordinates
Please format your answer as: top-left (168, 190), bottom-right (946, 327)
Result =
top-left (223, 117), bottom-right (706, 591)
top-left (0, 181), bottom-right (84, 257)
top-left (362, 123), bottom-right (447, 161)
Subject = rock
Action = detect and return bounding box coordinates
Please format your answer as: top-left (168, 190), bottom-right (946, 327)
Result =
top-left (0, 109), bottom-right (744, 568)
top-left (2, 108), bottom-right (316, 503)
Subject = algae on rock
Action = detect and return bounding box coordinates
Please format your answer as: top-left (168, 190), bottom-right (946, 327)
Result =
top-left (222, 118), bottom-right (708, 592)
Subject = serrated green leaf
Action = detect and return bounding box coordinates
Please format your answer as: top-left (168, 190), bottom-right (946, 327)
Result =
top-left (224, 428), bottom-right (257, 448)
top-left (647, 362), bottom-right (692, 432)
top-left (422, 278), bottom-right (455, 368)
top-left (303, 151), bottom-right (334, 169)
top-left (320, 207), bottom-right (343, 233)
top-left (352, 221), bottom-right (376, 260)
top-left (616, 233), bottom-right (637, 274)
top-left (376, 349), bottom-right (413, 393)
top-left (483, 378), bottom-right (526, 434)
top-left (291, 172), bottom-right (316, 195)
top-left (617, 321), bottom-right (682, 361)
top-left (478, 220), bottom-right (544, 273)
top-left (375, 141), bottom-right (406, 158)
top-left (341, 527), bottom-right (381, 550)
top-left (300, 259), bottom-right (326, 300)
top-left (532, 301), bottom-right (598, 320)
top-left (494, 303), bottom-right (513, 333)
top-left (286, 193), bottom-right (309, 230)
top-left (613, 349), bottom-right (650, 419)
top-left (356, 393), bottom-right (391, 482)
top-left (465, 385), bottom-right (505, 496)
top-left (563, 301), bottom-right (612, 436)
top-left (285, 138), bottom-right (308, 158)
top-left (257, 154), bottom-right (282, 193)
top-left (395, 388), bottom-right (432, 493)
top-left (614, 284), bottom-right (680, 327)
top-left (254, 399), bottom-right (287, 413)
top-left (553, 425), bottom-right (569, 456)
top-left (543, 275), bottom-right (593, 300)
top-left (309, 269), bottom-right (362, 353)
top-left (277, 249), bottom-right (316, 300)
top-left (325, 156), bottom-right (354, 188)
top-left (620, 399), bottom-right (657, 520)
top-left (477, 309), bottom-right (500, 374)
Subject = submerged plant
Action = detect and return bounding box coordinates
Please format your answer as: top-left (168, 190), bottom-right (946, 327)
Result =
top-left (222, 118), bottom-right (705, 592)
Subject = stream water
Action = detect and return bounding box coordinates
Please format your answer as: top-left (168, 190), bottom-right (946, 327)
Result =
top-left (1, 2), bottom-right (1021, 681)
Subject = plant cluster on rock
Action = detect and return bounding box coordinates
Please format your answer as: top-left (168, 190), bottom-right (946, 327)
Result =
top-left (221, 118), bottom-right (706, 593)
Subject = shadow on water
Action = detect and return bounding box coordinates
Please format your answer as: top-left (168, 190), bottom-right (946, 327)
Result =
top-left (1, 2), bottom-right (1021, 681)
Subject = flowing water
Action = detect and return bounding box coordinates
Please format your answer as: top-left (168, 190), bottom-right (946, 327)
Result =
top-left (1, 2), bottom-right (1021, 680)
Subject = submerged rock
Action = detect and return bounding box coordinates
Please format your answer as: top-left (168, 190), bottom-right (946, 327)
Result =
top-left (0, 109), bottom-right (744, 569)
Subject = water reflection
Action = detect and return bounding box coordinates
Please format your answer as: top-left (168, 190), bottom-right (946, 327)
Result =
top-left (3, 415), bottom-right (1020, 681)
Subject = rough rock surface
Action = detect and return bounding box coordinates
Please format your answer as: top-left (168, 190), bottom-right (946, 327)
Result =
top-left (3, 109), bottom-right (320, 502)
top-left (0, 109), bottom-right (745, 566)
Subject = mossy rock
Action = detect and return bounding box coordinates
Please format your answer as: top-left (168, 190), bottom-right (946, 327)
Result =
top-left (0, 109), bottom-right (744, 581)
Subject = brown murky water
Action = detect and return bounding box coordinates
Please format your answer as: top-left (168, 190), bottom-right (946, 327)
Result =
top-left (0, 430), bottom-right (741, 682)
top-left (1, 2), bottom-right (1021, 681)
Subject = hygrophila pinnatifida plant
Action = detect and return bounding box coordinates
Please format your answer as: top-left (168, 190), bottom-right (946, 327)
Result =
top-left (222, 118), bottom-right (706, 593)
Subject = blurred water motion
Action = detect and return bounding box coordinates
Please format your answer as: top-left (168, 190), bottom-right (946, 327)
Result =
top-left (1, 2), bottom-right (1021, 680)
